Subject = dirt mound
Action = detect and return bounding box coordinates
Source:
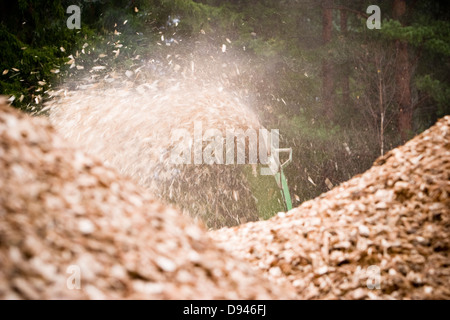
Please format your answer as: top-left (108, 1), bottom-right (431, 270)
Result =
top-left (212, 116), bottom-right (450, 299)
top-left (0, 101), bottom-right (295, 299)
top-left (47, 81), bottom-right (263, 228)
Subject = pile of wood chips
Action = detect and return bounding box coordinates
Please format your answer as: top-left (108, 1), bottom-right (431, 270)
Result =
top-left (212, 116), bottom-right (450, 299)
top-left (0, 101), bottom-right (295, 299)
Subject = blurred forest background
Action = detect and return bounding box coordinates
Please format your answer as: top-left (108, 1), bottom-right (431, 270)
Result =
top-left (1, 0), bottom-right (449, 214)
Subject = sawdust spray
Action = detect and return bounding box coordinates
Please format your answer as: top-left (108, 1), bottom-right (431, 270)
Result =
top-left (47, 43), bottom-right (269, 228)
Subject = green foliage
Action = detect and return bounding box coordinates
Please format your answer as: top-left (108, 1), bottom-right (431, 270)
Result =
top-left (0, 0), bottom-right (81, 110)
top-left (0, 24), bottom-right (71, 111)
top-left (416, 75), bottom-right (450, 117)
top-left (382, 20), bottom-right (450, 56)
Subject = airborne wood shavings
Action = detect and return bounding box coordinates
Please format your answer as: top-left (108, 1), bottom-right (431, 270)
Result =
top-left (212, 116), bottom-right (450, 300)
top-left (48, 80), bottom-right (263, 228)
top-left (0, 101), bottom-right (295, 300)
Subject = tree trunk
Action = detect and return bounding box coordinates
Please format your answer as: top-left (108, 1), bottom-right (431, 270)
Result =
top-left (340, 9), bottom-right (350, 106)
top-left (395, 41), bottom-right (412, 142)
top-left (378, 65), bottom-right (385, 156)
top-left (322, 0), bottom-right (334, 120)
top-left (393, 0), bottom-right (412, 142)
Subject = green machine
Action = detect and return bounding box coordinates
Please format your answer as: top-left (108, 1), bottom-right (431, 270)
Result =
top-left (266, 147), bottom-right (293, 211)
